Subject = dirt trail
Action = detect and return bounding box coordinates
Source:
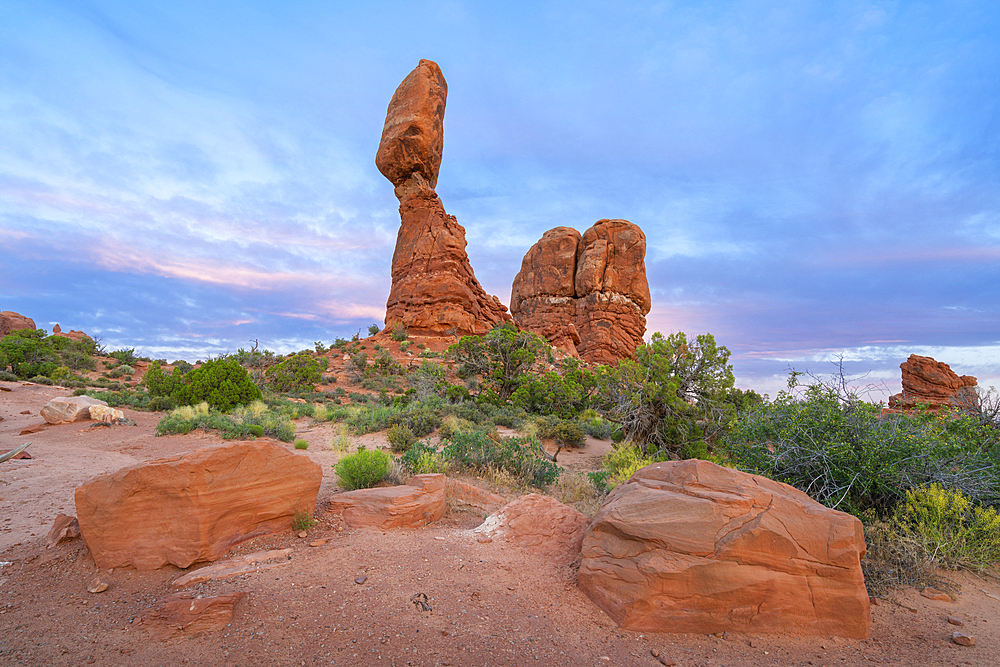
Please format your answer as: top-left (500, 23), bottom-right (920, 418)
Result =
top-left (1, 380), bottom-right (998, 666)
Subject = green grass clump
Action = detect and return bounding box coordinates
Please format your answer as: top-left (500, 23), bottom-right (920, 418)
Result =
top-left (293, 438), bottom-right (309, 450)
top-left (155, 401), bottom-right (295, 442)
top-left (601, 444), bottom-right (657, 489)
top-left (291, 509), bottom-right (317, 532)
top-left (335, 447), bottom-right (390, 490)
top-left (442, 429), bottom-right (560, 488)
top-left (347, 404), bottom-right (404, 434)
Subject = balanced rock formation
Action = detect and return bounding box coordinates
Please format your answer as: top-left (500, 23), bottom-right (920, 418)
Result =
top-left (326, 473), bottom-right (446, 530)
top-left (889, 354), bottom-right (977, 410)
top-left (51, 323), bottom-right (91, 341)
top-left (0, 311), bottom-right (35, 337)
top-left (75, 440), bottom-right (322, 570)
top-left (511, 219), bottom-right (651, 363)
top-left (377, 59), bottom-right (510, 336)
top-left (473, 493), bottom-right (590, 565)
top-left (578, 460), bottom-right (870, 639)
top-left (41, 396), bottom-right (108, 424)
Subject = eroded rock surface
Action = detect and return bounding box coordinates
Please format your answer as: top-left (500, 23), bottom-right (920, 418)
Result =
top-left (41, 396), bottom-right (107, 424)
top-left (141, 592), bottom-right (245, 639)
top-left (378, 59), bottom-right (510, 336)
top-left (75, 440), bottom-right (322, 570)
top-left (474, 493), bottom-right (590, 565)
top-left (888, 354), bottom-right (977, 410)
top-left (326, 473), bottom-right (446, 530)
top-left (0, 311), bottom-right (35, 337)
top-left (578, 460), bottom-right (870, 639)
top-left (511, 219), bottom-right (651, 363)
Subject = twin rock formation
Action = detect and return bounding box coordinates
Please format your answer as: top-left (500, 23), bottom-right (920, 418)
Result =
top-left (377, 60), bottom-right (650, 362)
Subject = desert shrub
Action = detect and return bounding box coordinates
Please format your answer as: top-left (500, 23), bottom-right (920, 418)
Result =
top-left (578, 409), bottom-right (612, 440)
top-left (548, 472), bottom-right (606, 516)
top-left (442, 429), bottom-right (560, 488)
top-left (391, 406), bottom-right (442, 437)
top-left (291, 509), bottom-right (317, 532)
top-left (293, 438), bottom-right (309, 450)
top-left (438, 414), bottom-right (476, 440)
top-left (155, 401), bottom-right (294, 441)
top-left (893, 484), bottom-right (1000, 570)
top-left (0, 329), bottom-right (59, 379)
top-left (347, 404), bottom-right (403, 434)
top-left (0, 370), bottom-right (17, 381)
top-left (448, 322), bottom-right (545, 402)
top-left (28, 375), bottom-right (54, 385)
top-left (387, 424), bottom-right (417, 453)
top-left (602, 444), bottom-right (657, 489)
top-left (597, 331), bottom-right (734, 458)
top-left (399, 341), bottom-right (411, 353)
top-left (109, 348), bottom-right (138, 366)
top-left (170, 359), bottom-right (262, 412)
top-left (723, 377), bottom-right (1000, 516)
top-left (510, 367), bottom-right (595, 418)
top-left (368, 324), bottom-right (381, 336)
top-left (391, 322), bottom-right (408, 342)
top-left (861, 518), bottom-right (948, 598)
top-left (265, 353), bottom-right (327, 393)
top-left (331, 423), bottom-right (352, 452)
top-left (335, 447), bottom-right (390, 490)
top-left (106, 364), bottom-right (134, 379)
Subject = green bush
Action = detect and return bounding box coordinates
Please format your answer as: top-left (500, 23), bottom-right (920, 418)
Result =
top-left (155, 401), bottom-right (295, 441)
top-left (601, 444), bottom-right (657, 489)
top-left (391, 322), bottom-right (408, 342)
top-left (597, 331), bottom-right (734, 458)
top-left (392, 406), bottom-right (442, 437)
top-left (723, 376), bottom-right (1000, 516)
top-left (335, 447), bottom-right (390, 490)
top-left (442, 429), bottom-right (560, 488)
top-left (893, 483), bottom-right (1000, 569)
top-left (387, 424), bottom-right (417, 453)
top-left (146, 358), bottom-right (261, 412)
top-left (368, 324), bottom-right (381, 336)
top-left (109, 348), bottom-right (138, 366)
top-left (448, 322), bottom-right (545, 402)
top-left (0, 370), bottom-right (17, 381)
top-left (264, 353), bottom-right (327, 392)
top-left (347, 404), bottom-right (403, 434)
top-left (293, 438), bottom-right (309, 450)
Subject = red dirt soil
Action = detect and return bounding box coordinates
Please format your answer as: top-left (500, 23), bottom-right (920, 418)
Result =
top-left (1, 380), bottom-right (998, 666)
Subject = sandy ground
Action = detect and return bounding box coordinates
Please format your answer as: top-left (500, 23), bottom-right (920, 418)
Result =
top-left (1, 379), bottom-right (998, 666)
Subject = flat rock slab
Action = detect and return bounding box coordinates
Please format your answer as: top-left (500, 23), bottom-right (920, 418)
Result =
top-left (141, 592), bottom-right (245, 639)
top-left (171, 549), bottom-right (292, 589)
top-left (46, 513), bottom-right (80, 548)
top-left (75, 440), bottom-right (322, 570)
top-left (40, 396), bottom-right (107, 424)
top-left (446, 478), bottom-right (506, 512)
top-left (326, 473), bottom-right (446, 530)
top-left (474, 493), bottom-right (590, 565)
top-left (578, 460), bottom-right (870, 639)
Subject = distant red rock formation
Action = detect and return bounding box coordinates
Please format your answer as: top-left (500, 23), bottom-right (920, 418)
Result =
top-left (0, 311), bottom-right (35, 337)
top-left (888, 354), bottom-right (977, 410)
top-left (510, 219), bottom-right (651, 364)
top-left (377, 59), bottom-right (510, 336)
top-left (52, 323), bottom-right (91, 342)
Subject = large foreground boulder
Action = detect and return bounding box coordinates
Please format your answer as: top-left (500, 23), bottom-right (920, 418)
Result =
top-left (325, 473), bottom-right (446, 530)
top-left (378, 59), bottom-right (510, 336)
top-left (474, 493), bottom-right (590, 564)
top-left (75, 440), bottom-right (322, 570)
top-left (511, 219), bottom-right (651, 364)
top-left (41, 396), bottom-right (108, 424)
top-left (578, 460), bottom-right (870, 639)
top-left (888, 354), bottom-right (977, 410)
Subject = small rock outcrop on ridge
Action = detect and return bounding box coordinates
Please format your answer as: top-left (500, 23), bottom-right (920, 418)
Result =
top-left (888, 354), bottom-right (978, 410)
top-left (377, 59), bottom-right (510, 336)
top-left (0, 311), bottom-right (35, 337)
top-left (510, 219), bottom-right (651, 363)
top-left (578, 460), bottom-right (870, 639)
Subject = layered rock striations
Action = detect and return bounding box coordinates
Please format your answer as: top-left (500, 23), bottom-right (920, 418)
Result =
top-left (889, 354), bottom-right (978, 410)
top-left (578, 460), bottom-right (870, 639)
top-left (377, 59), bottom-right (509, 336)
top-left (510, 219), bottom-right (651, 364)
top-left (0, 311), bottom-right (35, 337)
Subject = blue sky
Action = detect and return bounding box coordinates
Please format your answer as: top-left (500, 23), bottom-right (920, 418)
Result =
top-left (1, 0), bottom-right (998, 399)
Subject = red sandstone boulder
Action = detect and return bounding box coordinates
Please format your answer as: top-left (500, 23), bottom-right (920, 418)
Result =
top-left (378, 60), bottom-right (510, 336)
top-left (0, 311), bottom-right (36, 337)
top-left (141, 592), bottom-right (244, 639)
top-left (75, 440), bottom-right (322, 570)
top-left (46, 513), bottom-right (80, 548)
top-left (511, 219), bottom-right (651, 363)
top-left (473, 493), bottom-right (590, 564)
top-left (578, 460), bottom-right (870, 639)
top-left (41, 396), bottom-right (108, 424)
top-left (376, 59), bottom-right (447, 191)
top-left (888, 354), bottom-right (977, 410)
top-left (325, 473), bottom-right (446, 530)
